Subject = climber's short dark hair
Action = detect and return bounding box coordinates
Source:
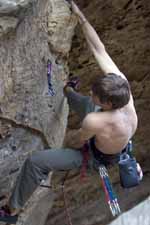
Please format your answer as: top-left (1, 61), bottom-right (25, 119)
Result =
top-left (91, 73), bottom-right (131, 109)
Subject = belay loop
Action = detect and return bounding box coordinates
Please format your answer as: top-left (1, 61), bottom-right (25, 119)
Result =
top-left (47, 59), bottom-right (55, 96)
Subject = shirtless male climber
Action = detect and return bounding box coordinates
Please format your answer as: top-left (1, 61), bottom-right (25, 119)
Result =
top-left (0, 0), bottom-right (138, 223)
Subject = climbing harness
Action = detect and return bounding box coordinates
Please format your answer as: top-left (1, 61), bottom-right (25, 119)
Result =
top-left (47, 59), bottom-right (55, 96)
top-left (40, 140), bottom-right (143, 224)
top-left (81, 140), bottom-right (121, 217)
top-left (80, 139), bottom-right (143, 216)
top-left (99, 165), bottom-right (121, 216)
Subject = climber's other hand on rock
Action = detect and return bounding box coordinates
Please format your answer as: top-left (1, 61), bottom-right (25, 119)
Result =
top-left (66, 75), bottom-right (80, 90)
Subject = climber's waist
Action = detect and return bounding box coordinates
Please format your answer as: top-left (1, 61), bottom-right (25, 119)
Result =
top-left (90, 137), bottom-right (128, 166)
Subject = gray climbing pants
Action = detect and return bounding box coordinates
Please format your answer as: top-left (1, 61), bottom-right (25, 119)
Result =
top-left (9, 90), bottom-right (96, 209)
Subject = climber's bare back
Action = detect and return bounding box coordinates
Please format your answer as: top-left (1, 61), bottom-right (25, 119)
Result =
top-left (84, 97), bottom-right (138, 154)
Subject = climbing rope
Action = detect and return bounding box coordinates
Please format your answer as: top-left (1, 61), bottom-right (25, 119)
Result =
top-left (61, 172), bottom-right (73, 225)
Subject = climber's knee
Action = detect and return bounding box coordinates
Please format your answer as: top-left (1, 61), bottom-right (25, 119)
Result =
top-left (25, 153), bottom-right (48, 181)
top-left (26, 151), bottom-right (50, 174)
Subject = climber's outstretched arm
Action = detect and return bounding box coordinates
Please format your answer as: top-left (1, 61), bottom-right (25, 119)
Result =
top-left (71, 1), bottom-right (127, 81)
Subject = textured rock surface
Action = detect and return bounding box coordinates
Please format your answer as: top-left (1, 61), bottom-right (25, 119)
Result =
top-left (0, 16), bottom-right (18, 37)
top-left (46, 165), bottom-right (150, 225)
top-left (0, 0), bottom-right (74, 148)
top-left (16, 178), bottom-right (55, 225)
top-left (109, 196), bottom-right (150, 225)
top-left (0, 0), bottom-right (32, 15)
top-left (0, 0), bottom-right (76, 224)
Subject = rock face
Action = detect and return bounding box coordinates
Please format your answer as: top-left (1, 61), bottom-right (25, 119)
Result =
top-left (0, 0), bottom-right (76, 224)
top-left (0, 0), bottom-right (31, 15)
top-left (109, 197), bottom-right (150, 225)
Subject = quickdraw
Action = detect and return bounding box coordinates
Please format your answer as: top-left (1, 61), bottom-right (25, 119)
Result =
top-left (99, 165), bottom-right (121, 216)
top-left (47, 59), bottom-right (55, 96)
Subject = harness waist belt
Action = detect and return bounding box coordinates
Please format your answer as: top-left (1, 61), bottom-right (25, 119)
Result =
top-left (90, 137), bottom-right (127, 166)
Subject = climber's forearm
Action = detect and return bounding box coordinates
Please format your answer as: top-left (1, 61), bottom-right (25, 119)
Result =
top-left (71, 1), bottom-right (126, 78)
top-left (71, 1), bottom-right (105, 52)
top-left (81, 20), bottom-right (105, 52)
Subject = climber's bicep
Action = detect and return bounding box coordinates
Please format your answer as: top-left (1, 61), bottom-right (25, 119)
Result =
top-left (91, 46), bottom-right (127, 80)
top-left (80, 114), bottom-right (97, 142)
